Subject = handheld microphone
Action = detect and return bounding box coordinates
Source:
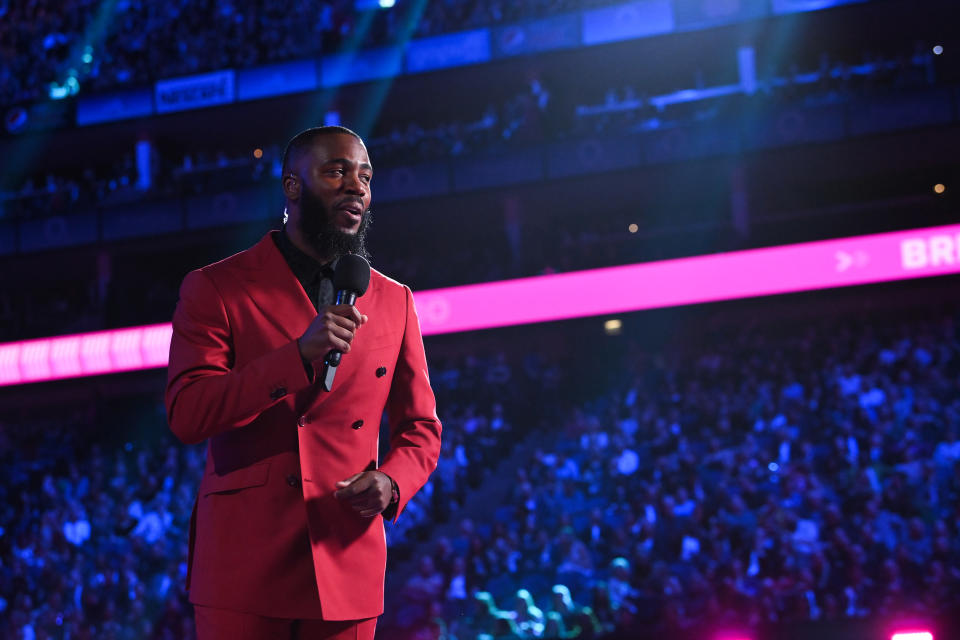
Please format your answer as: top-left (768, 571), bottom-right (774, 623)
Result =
top-left (321, 254), bottom-right (371, 391)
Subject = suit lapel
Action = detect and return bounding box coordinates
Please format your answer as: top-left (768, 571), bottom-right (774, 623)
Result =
top-left (235, 232), bottom-right (317, 343)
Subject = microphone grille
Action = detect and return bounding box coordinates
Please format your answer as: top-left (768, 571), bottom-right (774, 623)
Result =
top-left (332, 254), bottom-right (371, 295)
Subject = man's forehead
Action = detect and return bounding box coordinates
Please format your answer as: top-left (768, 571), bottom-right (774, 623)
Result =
top-left (306, 134), bottom-right (370, 165)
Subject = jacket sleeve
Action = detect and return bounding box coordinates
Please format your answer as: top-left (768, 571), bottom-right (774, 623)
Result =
top-left (165, 269), bottom-right (312, 445)
top-left (378, 285), bottom-right (442, 522)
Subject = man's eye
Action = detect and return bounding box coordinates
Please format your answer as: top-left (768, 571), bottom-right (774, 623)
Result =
top-left (360, 175), bottom-right (372, 183)
top-left (326, 169), bottom-right (344, 176)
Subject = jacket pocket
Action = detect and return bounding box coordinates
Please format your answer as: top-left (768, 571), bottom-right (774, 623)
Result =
top-left (201, 462), bottom-right (270, 496)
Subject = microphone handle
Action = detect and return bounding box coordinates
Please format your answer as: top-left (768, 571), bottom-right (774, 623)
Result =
top-left (326, 290), bottom-right (358, 367)
top-left (320, 289), bottom-right (358, 391)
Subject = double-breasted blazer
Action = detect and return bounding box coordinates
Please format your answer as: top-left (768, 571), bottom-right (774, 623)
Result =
top-left (165, 231), bottom-right (442, 620)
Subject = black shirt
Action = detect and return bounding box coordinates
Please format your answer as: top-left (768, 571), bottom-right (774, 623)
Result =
top-left (272, 227), bottom-right (336, 310)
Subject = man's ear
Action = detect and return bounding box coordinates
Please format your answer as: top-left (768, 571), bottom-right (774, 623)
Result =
top-left (282, 174), bottom-right (300, 200)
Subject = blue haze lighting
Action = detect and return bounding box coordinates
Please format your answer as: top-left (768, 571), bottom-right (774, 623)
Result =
top-left (354, 0), bottom-right (393, 8)
top-left (48, 76), bottom-right (80, 100)
top-left (738, 46), bottom-right (757, 95)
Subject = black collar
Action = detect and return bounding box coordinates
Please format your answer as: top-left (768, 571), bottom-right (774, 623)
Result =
top-left (273, 228), bottom-right (336, 285)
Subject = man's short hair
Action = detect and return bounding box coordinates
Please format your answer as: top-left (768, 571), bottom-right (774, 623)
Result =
top-left (281, 126), bottom-right (364, 176)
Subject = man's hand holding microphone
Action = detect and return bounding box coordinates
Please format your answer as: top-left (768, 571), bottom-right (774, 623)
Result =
top-left (297, 304), bottom-right (368, 365)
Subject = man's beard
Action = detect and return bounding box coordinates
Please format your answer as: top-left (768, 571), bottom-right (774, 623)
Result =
top-left (297, 187), bottom-right (372, 262)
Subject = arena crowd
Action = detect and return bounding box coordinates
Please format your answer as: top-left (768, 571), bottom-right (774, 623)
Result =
top-left (0, 0), bottom-right (625, 108)
top-left (3, 297), bottom-right (959, 639)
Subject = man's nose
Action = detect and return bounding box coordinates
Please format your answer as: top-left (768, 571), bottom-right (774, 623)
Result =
top-left (343, 172), bottom-right (366, 196)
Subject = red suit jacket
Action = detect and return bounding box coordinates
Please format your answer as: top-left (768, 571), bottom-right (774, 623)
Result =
top-left (165, 231), bottom-right (442, 620)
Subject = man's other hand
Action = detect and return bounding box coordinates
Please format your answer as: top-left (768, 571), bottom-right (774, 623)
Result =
top-left (334, 471), bottom-right (393, 518)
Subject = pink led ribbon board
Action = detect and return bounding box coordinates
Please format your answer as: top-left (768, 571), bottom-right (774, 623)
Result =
top-left (413, 222), bottom-right (960, 334)
top-left (0, 323), bottom-right (174, 387)
top-left (2, 223), bottom-right (960, 386)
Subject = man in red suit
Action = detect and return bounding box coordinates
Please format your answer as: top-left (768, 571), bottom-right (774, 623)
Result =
top-left (165, 126), bottom-right (442, 639)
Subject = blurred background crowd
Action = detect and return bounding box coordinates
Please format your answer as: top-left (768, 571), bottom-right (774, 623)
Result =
top-left (1, 42), bottom-right (944, 219)
top-left (2, 0), bottom-right (632, 108)
top-left (4, 285), bottom-right (960, 638)
top-left (390, 296), bottom-right (960, 638)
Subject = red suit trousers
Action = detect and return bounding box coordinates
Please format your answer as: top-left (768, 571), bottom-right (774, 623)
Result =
top-left (194, 605), bottom-right (377, 640)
